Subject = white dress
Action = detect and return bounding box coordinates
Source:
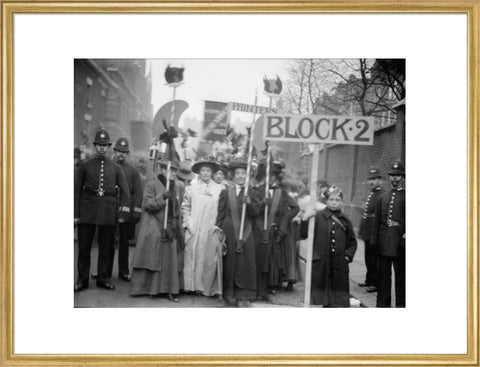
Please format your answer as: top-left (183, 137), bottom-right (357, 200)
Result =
top-left (181, 179), bottom-right (223, 294)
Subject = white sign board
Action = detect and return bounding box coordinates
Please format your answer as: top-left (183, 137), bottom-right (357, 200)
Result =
top-left (231, 102), bottom-right (277, 114)
top-left (263, 113), bottom-right (375, 146)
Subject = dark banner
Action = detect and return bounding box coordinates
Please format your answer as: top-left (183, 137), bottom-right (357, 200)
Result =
top-left (203, 100), bottom-right (229, 142)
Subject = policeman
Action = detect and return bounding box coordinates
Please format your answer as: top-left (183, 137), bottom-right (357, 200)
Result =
top-left (107, 137), bottom-right (143, 281)
top-left (74, 129), bottom-right (130, 291)
top-left (358, 167), bottom-right (385, 293)
top-left (371, 160), bottom-right (405, 307)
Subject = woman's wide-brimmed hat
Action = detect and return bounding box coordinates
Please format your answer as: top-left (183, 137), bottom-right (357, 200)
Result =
top-left (227, 157), bottom-right (248, 171)
top-left (177, 160), bottom-right (195, 181)
top-left (256, 158), bottom-right (285, 180)
top-left (216, 162), bottom-right (228, 175)
top-left (191, 156), bottom-right (219, 174)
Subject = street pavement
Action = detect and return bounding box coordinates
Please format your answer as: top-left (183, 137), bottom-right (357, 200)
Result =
top-left (74, 237), bottom-right (378, 308)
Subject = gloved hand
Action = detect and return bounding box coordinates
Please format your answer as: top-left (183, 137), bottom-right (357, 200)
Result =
top-left (131, 212), bottom-right (141, 224)
top-left (242, 195), bottom-right (251, 205)
top-left (162, 191), bottom-right (172, 200)
top-left (262, 197), bottom-right (272, 206)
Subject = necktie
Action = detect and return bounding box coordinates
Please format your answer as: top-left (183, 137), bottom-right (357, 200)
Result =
top-left (237, 185), bottom-right (244, 197)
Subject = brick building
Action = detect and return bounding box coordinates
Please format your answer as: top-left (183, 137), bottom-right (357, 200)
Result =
top-left (74, 59), bottom-right (153, 153)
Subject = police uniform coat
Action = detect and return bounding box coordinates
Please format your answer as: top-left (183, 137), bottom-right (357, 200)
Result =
top-left (370, 188), bottom-right (405, 256)
top-left (75, 156), bottom-right (130, 225)
top-left (300, 208), bottom-right (357, 307)
top-left (119, 162), bottom-right (143, 223)
top-left (359, 186), bottom-right (385, 241)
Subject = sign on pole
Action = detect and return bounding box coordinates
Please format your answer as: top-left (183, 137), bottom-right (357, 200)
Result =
top-left (262, 112), bottom-right (375, 307)
top-left (263, 113), bottom-right (375, 146)
top-left (230, 102), bottom-right (277, 114)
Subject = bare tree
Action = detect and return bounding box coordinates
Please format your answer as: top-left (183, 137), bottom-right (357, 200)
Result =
top-left (284, 59), bottom-right (401, 118)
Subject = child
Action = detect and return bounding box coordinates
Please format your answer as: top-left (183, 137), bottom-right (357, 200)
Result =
top-left (300, 185), bottom-right (357, 307)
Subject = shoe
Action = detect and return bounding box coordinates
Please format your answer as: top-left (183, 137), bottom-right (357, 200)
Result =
top-left (258, 294), bottom-right (274, 304)
top-left (236, 299), bottom-right (252, 308)
top-left (358, 282), bottom-right (370, 287)
top-left (283, 283), bottom-right (294, 292)
top-left (217, 299), bottom-right (229, 308)
top-left (91, 273), bottom-right (98, 280)
top-left (167, 293), bottom-right (179, 302)
top-left (366, 286), bottom-right (377, 293)
top-left (96, 281), bottom-right (115, 290)
top-left (74, 283), bottom-right (88, 292)
top-left (119, 273), bottom-right (131, 281)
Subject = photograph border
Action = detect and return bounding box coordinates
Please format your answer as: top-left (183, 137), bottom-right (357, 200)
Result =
top-left (1, 1), bottom-right (479, 366)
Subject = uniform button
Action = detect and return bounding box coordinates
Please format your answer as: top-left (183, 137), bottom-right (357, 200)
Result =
top-left (332, 239), bottom-right (336, 243)
top-left (332, 230), bottom-right (335, 234)
top-left (331, 248), bottom-right (335, 252)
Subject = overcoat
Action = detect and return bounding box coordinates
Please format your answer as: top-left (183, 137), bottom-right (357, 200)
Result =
top-left (370, 188), bottom-right (405, 257)
top-left (358, 186), bottom-right (385, 241)
top-left (130, 175), bottom-right (183, 295)
top-left (74, 156), bottom-right (130, 225)
top-left (254, 184), bottom-right (290, 288)
top-left (282, 192), bottom-right (300, 283)
top-left (118, 161), bottom-right (143, 223)
top-left (181, 180), bottom-right (224, 293)
top-left (300, 208), bottom-right (357, 307)
top-left (215, 184), bottom-right (260, 297)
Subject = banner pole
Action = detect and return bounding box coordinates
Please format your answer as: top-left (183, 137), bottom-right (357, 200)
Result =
top-left (304, 143), bottom-right (320, 307)
top-left (239, 89), bottom-right (258, 241)
top-left (164, 86), bottom-right (176, 230)
top-left (264, 96), bottom-right (273, 230)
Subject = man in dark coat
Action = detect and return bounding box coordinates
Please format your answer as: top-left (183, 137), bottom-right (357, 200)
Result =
top-left (358, 167), bottom-right (385, 293)
top-left (254, 159), bottom-right (290, 302)
top-left (215, 157), bottom-right (261, 307)
top-left (106, 138), bottom-right (143, 281)
top-left (74, 129), bottom-right (130, 291)
top-left (371, 160), bottom-right (406, 307)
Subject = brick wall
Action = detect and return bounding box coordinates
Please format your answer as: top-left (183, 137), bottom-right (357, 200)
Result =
top-left (316, 109), bottom-right (405, 228)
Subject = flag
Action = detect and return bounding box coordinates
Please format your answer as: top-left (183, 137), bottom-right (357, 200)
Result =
top-left (165, 65), bottom-right (185, 84)
top-left (263, 75), bottom-right (282, 95)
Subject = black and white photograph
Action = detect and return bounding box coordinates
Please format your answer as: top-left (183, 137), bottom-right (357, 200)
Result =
top-left (74, 58), bottom-right (406, 309)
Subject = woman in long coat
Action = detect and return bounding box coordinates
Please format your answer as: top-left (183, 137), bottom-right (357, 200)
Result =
top-left (300, 186), bottom-right (357, 307)
top-left (215, 157), bottom-right (260, 307)
top-left (129, 160), bottom-right (184, 301)
top-left (181, 156), bottom-right (223, 295)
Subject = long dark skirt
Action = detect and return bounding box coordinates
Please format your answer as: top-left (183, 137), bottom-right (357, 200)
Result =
top-left (130, 240), bottom-right (180, 296)
top-left (282, 222), bottom-right (299, 283)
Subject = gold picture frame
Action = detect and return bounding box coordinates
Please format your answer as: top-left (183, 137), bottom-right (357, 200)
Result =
top-left (1, 1), bottom-right (478, 366)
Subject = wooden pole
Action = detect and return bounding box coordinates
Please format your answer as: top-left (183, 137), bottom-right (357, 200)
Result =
top-left (264, 96), bottom-right (273, 230)
top-left (304, 143), bottom-right (320, 307)
top-left (163, 86), bottom-right (176, 230)
top-left (239, 90), bottom-right (258, 241)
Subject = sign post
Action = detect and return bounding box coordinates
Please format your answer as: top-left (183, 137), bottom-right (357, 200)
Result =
top-left (304, 143), bottom-right (320, 307)
top-left (261, 112), bottom-right (375, 307)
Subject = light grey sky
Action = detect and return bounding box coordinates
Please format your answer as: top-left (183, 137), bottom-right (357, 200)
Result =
top-left (150, 59), bottom-right (291, 128)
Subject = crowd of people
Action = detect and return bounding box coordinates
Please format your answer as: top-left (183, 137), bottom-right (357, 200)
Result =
top-left (74, 128), bottom-right (405, 308)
